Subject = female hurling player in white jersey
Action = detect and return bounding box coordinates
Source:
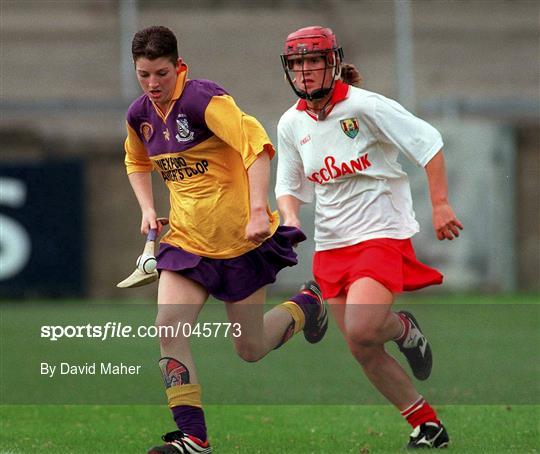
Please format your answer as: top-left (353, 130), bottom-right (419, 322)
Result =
top-left (276, 26), bottom-right (463, 450)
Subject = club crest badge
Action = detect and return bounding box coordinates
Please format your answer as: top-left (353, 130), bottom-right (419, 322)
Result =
top-left (340, 117), bottom-right (360, 139)
top-left (175, 114), bottom-right (194, 142)
top-left (139, 122), bottom-right (154, 142)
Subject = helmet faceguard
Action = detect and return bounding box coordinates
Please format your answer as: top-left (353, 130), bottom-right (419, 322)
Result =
top-left (281, 26), bottom-right (344, 101)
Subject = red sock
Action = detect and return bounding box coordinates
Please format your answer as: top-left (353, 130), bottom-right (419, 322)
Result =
top-left (401, 396), bottom-right (440, 428)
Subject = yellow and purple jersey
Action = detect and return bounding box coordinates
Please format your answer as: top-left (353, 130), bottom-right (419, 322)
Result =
top-left (125, 64), bottom-right (279, 258)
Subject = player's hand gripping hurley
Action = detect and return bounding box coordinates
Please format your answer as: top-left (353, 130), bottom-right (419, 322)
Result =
top-left (117, 218), bottom-right (168, 288)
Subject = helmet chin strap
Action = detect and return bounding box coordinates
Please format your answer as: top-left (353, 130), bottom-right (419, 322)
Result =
top-left (281, 47), bottom-right (343, 111)
top-left (312, 90), bottom-right (333, 120)
top-left (303, 59), bottom-right (341, 119)
top-left (305, 87), bottom-right (332, 101)
top-left (295, 53), bottom-right (341, 103)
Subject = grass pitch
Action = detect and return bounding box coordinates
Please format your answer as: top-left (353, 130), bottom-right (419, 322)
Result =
top-left (1, 294), bottom-right (538, 452)
top-left (1, 404), bottom-right (538, 453)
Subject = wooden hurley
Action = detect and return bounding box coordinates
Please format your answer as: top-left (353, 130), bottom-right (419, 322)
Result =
top-left (116, 219), bottom-right (168, 289)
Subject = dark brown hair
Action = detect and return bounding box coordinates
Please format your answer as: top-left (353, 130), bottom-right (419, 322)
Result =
top-left (341, 62), bottom-right (363, 87)
top-left (132, 26), bottom-right (178, 64)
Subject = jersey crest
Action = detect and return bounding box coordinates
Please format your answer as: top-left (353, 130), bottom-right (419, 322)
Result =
top-left (175, 114), bottom-right (195, 142)
top-left (340, 117), bottom-right (359, 139)
top-left (139, 122), bottom-right (154, 142)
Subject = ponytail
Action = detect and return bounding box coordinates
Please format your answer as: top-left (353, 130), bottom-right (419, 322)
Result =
top-left (340, 63), bottom-right (363, 87)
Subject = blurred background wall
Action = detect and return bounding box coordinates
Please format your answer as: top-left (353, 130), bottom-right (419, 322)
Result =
top-left (1, 0), bottom-right (538, 299)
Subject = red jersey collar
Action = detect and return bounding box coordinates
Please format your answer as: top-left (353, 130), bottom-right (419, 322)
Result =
top-left (296, 80), bottom-right (350, 113)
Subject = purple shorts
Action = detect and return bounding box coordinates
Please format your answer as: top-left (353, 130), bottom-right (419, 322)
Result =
top-left (156, 226), bottom-right (306, 302)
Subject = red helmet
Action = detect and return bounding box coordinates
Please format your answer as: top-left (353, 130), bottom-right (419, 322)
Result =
top-left (283, 26), bottom-right (339, 56)
top-left (281, 26), bottom-right (344, 100)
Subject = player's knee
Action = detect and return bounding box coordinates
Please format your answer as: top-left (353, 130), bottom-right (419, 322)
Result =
top-left (347, 327), bottom-right (381, 348)
top-left (234, 341), bottom-right (264, 363)
top-left (154, 316), bottom-right (188, 347)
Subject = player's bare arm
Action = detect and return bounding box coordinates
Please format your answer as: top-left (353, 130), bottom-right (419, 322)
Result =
top-left (276, 25), bottom-right (452, 449)
top-left (277, 194), bottom-right (302, 229)
top-left (127, 171), bottom-right (161, 235)
top-left (425, 150), bottom-right (464, 241)
top-left (245, 150), bottom-right (271, 243)
top-left (125, 26), bottom-right (328, 454)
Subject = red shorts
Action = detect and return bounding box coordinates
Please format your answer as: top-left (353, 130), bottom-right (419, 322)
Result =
top-left (313, 238), bottom-right (443, 299)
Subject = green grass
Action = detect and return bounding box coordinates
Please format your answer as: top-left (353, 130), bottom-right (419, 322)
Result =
top-left (1, 404), bottom-right (538, 453)
top-left (1, 295), bottom-right (539, 452)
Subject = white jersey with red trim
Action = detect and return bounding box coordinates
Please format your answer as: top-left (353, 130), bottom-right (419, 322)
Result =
top-left (275, 82), bottom-right (443, 251)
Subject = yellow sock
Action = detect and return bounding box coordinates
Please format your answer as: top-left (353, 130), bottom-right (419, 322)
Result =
top-left (166, 383), bottom-right (202, 408)
top-left (279, 301), bottom-right (305, 334)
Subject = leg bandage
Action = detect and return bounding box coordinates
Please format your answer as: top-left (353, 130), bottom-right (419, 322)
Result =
top-left (159, 357), bottom-right (202, 408)
top-left (159, 357), bottom-right (190, 387)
